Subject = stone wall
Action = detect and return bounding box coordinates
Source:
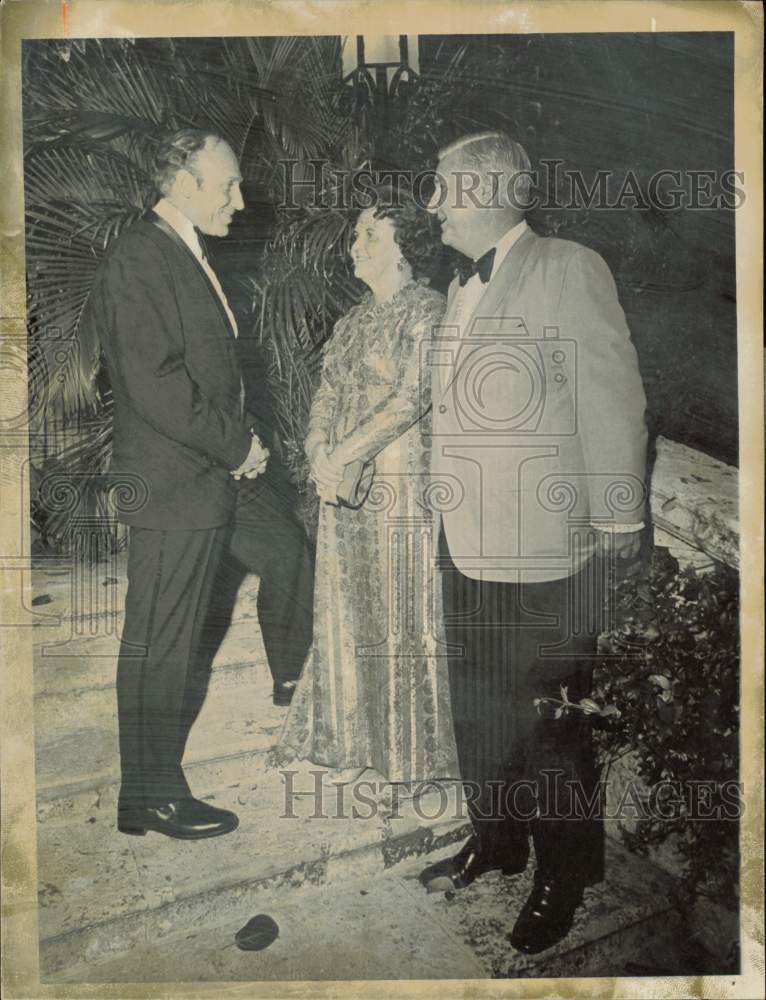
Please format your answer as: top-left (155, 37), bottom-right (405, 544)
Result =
top-left (650, 435), bottom-right (738, 571)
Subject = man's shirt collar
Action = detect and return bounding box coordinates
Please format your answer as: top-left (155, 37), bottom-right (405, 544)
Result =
top-left (485, 219), bottom-right (528, 281)
top-left (153, 198), bottom-right (203, 260)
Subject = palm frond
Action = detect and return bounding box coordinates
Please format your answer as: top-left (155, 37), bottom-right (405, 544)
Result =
top-left (222, 36), bottom-right (349, 169)
top-left (24, 33), bottom-right (527, 535)
top-left (25, 144), bottom-right (150, 413)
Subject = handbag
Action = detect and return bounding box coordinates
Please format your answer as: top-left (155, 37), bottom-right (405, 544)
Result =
top-left (331, 458), bottom-right (375, 509)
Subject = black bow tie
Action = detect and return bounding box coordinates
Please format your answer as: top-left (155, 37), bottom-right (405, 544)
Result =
top-left (457, 247), bottom-right (496, 286)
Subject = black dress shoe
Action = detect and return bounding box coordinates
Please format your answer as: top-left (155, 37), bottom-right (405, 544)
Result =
top-left (273, 680), bottom-right (297, 706)
top-left (509, 871), bottom-right (585, 954)
top-left (117, 797), bottom-right (239, 839)
top-left (419, 835), bottom-right (528, 893)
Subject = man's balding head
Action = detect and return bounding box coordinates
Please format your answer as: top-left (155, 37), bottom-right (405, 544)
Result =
top-left (154, 128), bottom-right (244, 237)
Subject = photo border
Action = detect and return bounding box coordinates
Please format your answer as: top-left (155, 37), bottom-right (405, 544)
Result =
top-left (2, 2), bottom-right (763, 997)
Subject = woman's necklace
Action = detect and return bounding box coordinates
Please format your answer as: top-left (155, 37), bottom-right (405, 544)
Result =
top-left (363, 277), bottom-right (417, 318)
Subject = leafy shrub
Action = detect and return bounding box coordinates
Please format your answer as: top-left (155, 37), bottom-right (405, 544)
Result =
top-left (536, 545), bottom-right (740, 905)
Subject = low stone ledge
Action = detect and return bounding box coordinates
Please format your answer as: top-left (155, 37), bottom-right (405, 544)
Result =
top-left (651, 435), bottom-right (738, 569)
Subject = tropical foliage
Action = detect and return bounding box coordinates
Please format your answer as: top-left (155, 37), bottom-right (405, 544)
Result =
top-left (536, 546), bottom-right (741, 907)
top-left (23, 37), bottom-right (330, 538)
top-left (23, 35), bottom-right (520, 542)
top-left (597, 549), bottom-right (739, 908)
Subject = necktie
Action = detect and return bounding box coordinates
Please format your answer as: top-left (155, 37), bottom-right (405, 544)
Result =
top-left (457, 246), bottom-right (496, 286)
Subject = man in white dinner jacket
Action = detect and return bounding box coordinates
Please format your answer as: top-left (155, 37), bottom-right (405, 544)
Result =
top-left (418, 131), bottom-right (648, 955)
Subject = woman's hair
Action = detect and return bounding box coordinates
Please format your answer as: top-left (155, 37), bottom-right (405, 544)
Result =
top-left (364, 182), bottom-right (442, 281)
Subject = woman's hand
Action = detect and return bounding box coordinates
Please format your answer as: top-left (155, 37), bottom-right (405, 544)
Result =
top-left (306, 434), bottom-right (330, 478)
top-left (305, 431), bottom-right (326, 468)
top-left (309, 442), bottom-right (346, 501)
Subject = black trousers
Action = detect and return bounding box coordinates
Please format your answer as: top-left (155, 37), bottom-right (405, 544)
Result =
top-left (116, 474), bottom-right (314, 808)
top-left (439, 527), bottom-right (604, 886)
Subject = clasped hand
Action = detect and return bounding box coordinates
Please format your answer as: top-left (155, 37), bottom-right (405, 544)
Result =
top-left (231, 432), bottom-right (269, 481)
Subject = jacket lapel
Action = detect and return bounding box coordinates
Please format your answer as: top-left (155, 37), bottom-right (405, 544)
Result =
top-left (431, 274), bottom-right (461, 399)
top-left (439, 228), bottom-right (539, 399)
top-left (444, 272), bottom-right (460, 318)
top-left (145, 211), bottom-right (237, 340)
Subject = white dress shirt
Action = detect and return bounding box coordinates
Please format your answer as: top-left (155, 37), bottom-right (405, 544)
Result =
top-left (153, 198), bottom-right (248, 425)
top-left (153, 198), bottom-right (239, 337)
top-left (445, 219), bottom-right (529, 329)
top-left (447, 219), bottom-right (643, 535)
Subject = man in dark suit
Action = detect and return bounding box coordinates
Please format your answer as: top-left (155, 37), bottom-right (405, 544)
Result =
top-left (83, 129), bottom-right (314, 839)
top-left (418, 131), bottom-right (648, 953)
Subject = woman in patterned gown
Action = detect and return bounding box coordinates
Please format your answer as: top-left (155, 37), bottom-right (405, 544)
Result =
top-left (272, 190), bottom-right (459, 785)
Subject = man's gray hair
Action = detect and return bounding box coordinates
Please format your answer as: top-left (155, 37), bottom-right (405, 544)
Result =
top-left (439, 131), bottom-right (533, 209)
top-left (152, 128), bottom-right (223, 197)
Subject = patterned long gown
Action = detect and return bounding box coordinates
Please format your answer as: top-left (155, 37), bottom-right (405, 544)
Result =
top-left (273, 279), bottom-right (459, 782)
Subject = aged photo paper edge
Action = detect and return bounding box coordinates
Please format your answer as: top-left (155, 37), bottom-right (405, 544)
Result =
top-left (1, 1), bottom-right (763, 997)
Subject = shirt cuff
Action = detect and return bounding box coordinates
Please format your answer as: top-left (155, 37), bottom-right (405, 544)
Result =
top-left (591, 521), bottom-right (645, 534)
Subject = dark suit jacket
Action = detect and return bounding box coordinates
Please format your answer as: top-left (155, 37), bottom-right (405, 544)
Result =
top-left (83, 212), bottom-right (253, 530)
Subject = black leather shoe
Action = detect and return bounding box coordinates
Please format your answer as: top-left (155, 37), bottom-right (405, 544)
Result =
top-left (509, 871), bottom-right (585, 954)
top-left (273, 680), bottom-right (297, 706)
top-left (118, 797), bottom-right (239, 839)
top-left (419, 835), bottom-right (528, 893)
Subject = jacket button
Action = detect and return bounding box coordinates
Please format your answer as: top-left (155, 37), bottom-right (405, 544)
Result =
top-left (554, 373), bottom-right (566, 383)
top-left (438, 404), bottom-right (447, 414)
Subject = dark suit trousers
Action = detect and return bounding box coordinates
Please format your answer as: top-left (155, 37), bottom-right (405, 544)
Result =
top-left (117, 476), bottom-right (314, 808)
top-left (439, 527), bottom-right (604, 886)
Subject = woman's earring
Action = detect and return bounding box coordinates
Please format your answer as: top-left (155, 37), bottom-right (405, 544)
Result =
top-left (397, 258), bottom-right (405, 272)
